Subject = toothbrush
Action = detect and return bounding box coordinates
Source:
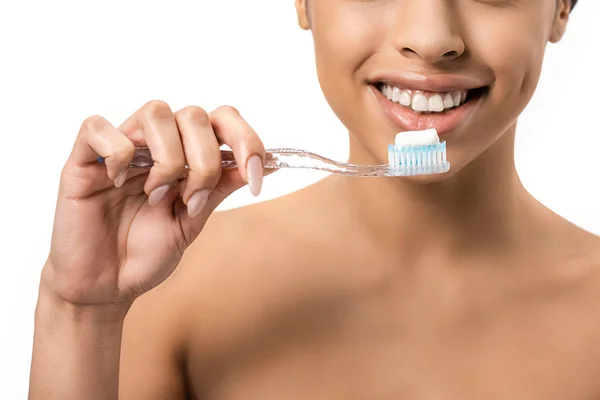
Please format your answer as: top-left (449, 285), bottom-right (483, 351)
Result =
top-left (99, 129), bottom-right (450, 177)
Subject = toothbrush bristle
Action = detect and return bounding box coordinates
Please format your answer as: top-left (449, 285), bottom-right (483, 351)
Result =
top-left (387, 142), bottom-right (450, 176)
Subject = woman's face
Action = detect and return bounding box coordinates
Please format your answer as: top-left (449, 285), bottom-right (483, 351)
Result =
top-left (295, 0), bottom-right (571, 180)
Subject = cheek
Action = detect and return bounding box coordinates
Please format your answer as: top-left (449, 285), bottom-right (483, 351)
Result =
top-left (469, 16), bottom-right (548, 106)
top-left (451, 16), bottom-right (552, 167)
top-left (311, 9), bottom-right (387, 126)
top-left (312, 7), bottom-right (385, 85)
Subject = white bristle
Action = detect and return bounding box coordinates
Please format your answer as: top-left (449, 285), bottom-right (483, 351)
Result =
top-left (387, 142), bottom-right (450, 176)
top-left (386, 129), bottom-right (449, 175)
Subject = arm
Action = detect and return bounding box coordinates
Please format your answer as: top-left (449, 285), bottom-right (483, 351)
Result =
top-left (29, 282), bottom-right (127, 400)
top-left (30, 270), bottom-right (189, 400)
top-left (30, 102), bottom-right (266, 399)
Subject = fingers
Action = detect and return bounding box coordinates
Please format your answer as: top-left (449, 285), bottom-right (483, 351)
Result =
top-left (203, 165), bottom-right (277, 213)
top-left (71, 116), bottom-right (135, 177)
top-left (209, 106), bottom-right (266, 196)
top-left (70, 101), bottom-right (269, 220)
top-left (174, 106), bottom-right (221, 217)
top-left (119, 101), bottom-right (186, 206)
top-left (63, 116), bottom-right (135, 197)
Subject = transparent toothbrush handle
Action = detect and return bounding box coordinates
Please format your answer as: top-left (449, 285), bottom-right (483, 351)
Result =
top-left (123, 147), bottom-right (449, 177)
top-left (126, 147), bottom-right (392, 176)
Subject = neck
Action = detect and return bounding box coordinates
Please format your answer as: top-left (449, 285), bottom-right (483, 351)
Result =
top-left (333, 125), bottom-right (539, 263)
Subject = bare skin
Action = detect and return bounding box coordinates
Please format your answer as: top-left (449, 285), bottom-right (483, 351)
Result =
top-left (119, 129), bottom-right (600, 400)
top-left (30, 0), bottom-right (600, 399)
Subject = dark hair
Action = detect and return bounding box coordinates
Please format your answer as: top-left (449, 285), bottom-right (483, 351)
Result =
top-left (572, 0), bottom-right (578, 9)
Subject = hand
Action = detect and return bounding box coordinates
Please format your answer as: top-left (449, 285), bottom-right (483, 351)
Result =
top-left (43, 101), bottom-right (266, 308)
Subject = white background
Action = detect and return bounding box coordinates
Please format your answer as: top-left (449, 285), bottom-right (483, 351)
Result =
top-left (1, 1), bottom-right (599, 398)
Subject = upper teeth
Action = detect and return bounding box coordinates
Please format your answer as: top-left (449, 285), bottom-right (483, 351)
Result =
top-left (380, 84), bottom-right (468, 113)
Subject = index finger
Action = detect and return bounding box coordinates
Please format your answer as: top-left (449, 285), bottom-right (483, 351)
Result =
top-left (209, 106), bottom-right (266, 195)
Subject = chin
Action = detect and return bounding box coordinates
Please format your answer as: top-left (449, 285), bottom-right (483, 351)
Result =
top-left (397, 169), bottom-right (460, 184)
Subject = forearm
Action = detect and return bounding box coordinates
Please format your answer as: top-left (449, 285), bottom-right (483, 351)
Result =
top-left (29, 286), bottom-right (130, 400)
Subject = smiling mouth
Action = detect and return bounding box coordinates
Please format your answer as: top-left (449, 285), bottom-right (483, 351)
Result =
top-left (374, 83), bottom-right (488, 114)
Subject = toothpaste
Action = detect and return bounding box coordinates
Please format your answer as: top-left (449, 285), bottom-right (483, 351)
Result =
top-left (395, 129), bottom-right (439, 147)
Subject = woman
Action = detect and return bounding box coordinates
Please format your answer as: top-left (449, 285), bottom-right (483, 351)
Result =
top-left (30, 0), bottom-right (600, 399)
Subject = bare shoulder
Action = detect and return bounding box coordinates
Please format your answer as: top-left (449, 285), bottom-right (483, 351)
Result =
top-left (561, 234), bottom-right (600, 340)
top-left (578, 236), bottom-right (600, 289)
top-left (180, 177), bottom-right (342, 282)
top-left (183, 188), bottom-right (321, 281)
top-left (551, 228), bottom-right (600, 306)
top-left (118, 188), bottom-right (326, 396)
top-left (172, 186), bottom-right (339, 350)
top-left (563, 228), bottom-right (600, 278)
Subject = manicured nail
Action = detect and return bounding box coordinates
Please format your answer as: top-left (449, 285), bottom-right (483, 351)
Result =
top-left (114, 171), bottom-right (128, 188)
top-left (246, 155), bottom-right (263, 196)
top-left (148, 184), bottom-right (171, 206)
top-left (187, 189), bottom-right (211, 218)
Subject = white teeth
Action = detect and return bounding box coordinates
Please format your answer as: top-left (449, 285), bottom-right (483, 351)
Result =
top-left (392, 87), bottom-right (400, 103)
top-left (443, 93), bottom-right (454, 109)
top-left (411, 93), bottom-right (429, 112)
top-left (380, 84), bottom-right (469, 113)
top-left (452, 91), bottom-right (461, 106)
top-left (399, 91), bottom-right (412, 107)
top-left (428, 95), bottom-right (444, 112)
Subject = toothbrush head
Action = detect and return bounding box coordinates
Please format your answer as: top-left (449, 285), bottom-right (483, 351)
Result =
top-left (387, 142), bottom-right (450, 176)
top-left (386, 128), bottom-right (450, 176)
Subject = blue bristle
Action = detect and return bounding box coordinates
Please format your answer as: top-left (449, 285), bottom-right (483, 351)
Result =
top-left (387, 142), bottom-right (449, 175)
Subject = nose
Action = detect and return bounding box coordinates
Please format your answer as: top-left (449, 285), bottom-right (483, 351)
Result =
top-left (392, 0), bottom-right (465, 64)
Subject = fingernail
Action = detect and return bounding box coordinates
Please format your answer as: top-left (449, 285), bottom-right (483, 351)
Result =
top-left (114, 171), bottom-right (128, 188)
top-left (187, 189), bottom-right (211, 218)
top-left (148, 184), bottom-right (171, 206)
top-left (246, 155), bottom-right (263, 197)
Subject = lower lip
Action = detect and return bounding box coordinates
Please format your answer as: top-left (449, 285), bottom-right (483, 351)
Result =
top-left (370, 86), bottom-right (484, 136)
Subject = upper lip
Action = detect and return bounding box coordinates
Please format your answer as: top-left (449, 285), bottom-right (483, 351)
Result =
top-left (368, 70), bottom-right (491, 93)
